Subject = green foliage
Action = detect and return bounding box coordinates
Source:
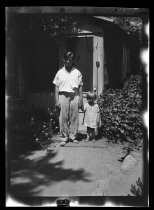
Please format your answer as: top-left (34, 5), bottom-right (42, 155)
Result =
top-left (128, 177), bottom-right (143, 196)
top-left (8, 106), bottom-right (59, 156)
top-left (114, 17), bottom-right (143, 37)
top-left (98, 75), bottom-right (143, 146)
top-left (29, 14), bottom-right (82, 37)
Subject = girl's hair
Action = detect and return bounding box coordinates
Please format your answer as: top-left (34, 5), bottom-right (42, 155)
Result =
top-left (87, 91), bottom-right (97, 100)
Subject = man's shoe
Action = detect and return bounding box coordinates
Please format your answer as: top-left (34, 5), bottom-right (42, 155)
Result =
top-left (60, 141), bottom-right (67, 146)
top-left (73, 140), bottom-right (79, 143)
top-left (85, 137), bottom-right (90, 142)
top-left (59, 137), bottom-right (68, 146)
top-left (69, 139), bottom-right (79, 143)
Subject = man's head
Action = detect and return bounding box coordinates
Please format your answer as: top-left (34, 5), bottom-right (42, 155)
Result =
top-left (63, 51), bottom-right (74, 68)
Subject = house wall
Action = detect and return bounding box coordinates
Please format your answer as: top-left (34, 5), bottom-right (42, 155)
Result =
top-left (8, 27), bottom-right (60, 115)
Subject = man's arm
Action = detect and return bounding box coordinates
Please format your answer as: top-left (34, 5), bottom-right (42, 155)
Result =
top-left (55, 85), bottom-right (60, 107)
top-left (78, 85), bottom-right (83, 109)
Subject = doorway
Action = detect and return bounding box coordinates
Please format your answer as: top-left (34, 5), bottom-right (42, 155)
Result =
top-left (66, 37), bottom-right (93, 93)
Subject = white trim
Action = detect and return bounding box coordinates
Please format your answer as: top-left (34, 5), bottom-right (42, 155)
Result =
top-left (94, 16), bottom-right (114, 22)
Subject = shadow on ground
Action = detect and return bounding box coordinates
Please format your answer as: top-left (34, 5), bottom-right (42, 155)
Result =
top-left (8, 148), bottom-right (92, 198)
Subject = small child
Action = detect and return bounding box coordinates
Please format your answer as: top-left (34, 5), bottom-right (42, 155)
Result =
top-left (82, 91), bottom-right (100, 142)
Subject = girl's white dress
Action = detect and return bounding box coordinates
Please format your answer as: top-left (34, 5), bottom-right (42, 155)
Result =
top-left (83, 102), bottom-right (99, 128)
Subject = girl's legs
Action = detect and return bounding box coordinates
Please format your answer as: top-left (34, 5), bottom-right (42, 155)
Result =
top-left (86, 127), bottom-right (95, 141)
top-left (85, 126), bottom-right (90, 141)
top-left (91, 128), bottom-right (96, 142)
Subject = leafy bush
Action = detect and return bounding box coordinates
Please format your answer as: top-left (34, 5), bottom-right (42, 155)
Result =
top-left (98, 75), bottom-right (143, 147)
top-left (8, 105), bottom-right (59, 156)
top-left (128, 177), bottom-right (143, 196)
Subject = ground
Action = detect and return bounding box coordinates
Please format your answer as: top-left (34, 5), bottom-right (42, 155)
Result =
top-left (9, 132), bottom-right (143, 199)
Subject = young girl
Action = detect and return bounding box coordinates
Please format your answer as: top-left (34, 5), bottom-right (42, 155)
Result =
top-left (82, 91), bottom-right (100, 142)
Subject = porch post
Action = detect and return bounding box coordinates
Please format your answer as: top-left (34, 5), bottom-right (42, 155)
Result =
top-left (93, 36), bottom-right (97, 92)
top-left (93, 35), bottom-right (104, 96)
top-left (98, 36), bottom-right (104, 95)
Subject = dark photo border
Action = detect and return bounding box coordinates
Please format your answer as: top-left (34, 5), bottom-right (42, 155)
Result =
top-left (5, 6), bottom-right (149, 207)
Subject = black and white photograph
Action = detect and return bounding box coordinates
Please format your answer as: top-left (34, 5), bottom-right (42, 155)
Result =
top-left (5, 7), bottom-right (149, 207)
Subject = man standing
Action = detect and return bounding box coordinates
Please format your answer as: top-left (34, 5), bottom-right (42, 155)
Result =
top-left (53, 51), bottom-right (83, 146)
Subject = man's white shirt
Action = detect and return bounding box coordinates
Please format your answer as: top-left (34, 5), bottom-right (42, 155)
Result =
top-left (53, 67), bottom-right (83, 92)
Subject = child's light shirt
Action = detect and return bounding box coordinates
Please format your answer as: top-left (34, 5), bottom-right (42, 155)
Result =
top-left (53, 67), bottom-right (83, 92)
top-left (84, 102), bottom-right (100, 128)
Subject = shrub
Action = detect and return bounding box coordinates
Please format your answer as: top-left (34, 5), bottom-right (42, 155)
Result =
top-left (8, 105), bottom-right (59, 156)
top-left (128, 177), bottom-right (143, 196)
top-left (98, 74), bottom-right (143, 147)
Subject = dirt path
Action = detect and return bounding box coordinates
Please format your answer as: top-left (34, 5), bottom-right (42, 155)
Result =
top-left (10, 136), bottom-right (143, 197)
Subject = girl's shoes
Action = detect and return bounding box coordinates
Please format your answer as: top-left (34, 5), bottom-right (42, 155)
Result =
top-left (72, 140), bottom-right (79, 143)
top-left (60, 141), bottom-right (67, 146)
top-left (59, 137), bottom-right (68, 146)
top-left (85, 137), bottom-right (90, 142)
top-left (85, 137), bottom-right (96, 142)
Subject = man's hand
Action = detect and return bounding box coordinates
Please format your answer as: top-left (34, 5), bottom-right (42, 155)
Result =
top-left (78, 85), bottom-right (83, 109)
top-left (55, 101), bottom-right (61, 109)
top-left (55, 102), bottom-right (61, 116)
top-left (78, 98), bottom-right (83, 109)
top-left (80, 105), bottom-right (84, 112)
